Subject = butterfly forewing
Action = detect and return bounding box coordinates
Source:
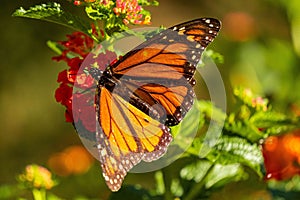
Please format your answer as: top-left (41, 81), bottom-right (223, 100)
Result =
top-left (111, 17), bottom-right (220, 126)
top-left (172, 18), bottom-right (221, 48)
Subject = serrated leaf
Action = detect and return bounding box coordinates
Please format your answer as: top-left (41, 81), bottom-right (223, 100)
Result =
top-left (12, 3), bottom-right (92, 36)
top-left (208, 136), bottom-right (263, 177)
top-left (180, 161), bottom-right (247, 192)
top-left (250, 111), bottom-right (299, 135)
top-left (225, 115), bottom-right (264, 142)
top-left (205, 163), bottom-right (248, 189)
top-left (180, 160), bottom-right (213, 183)
top-left (251, 111), bottom-right (289, 126)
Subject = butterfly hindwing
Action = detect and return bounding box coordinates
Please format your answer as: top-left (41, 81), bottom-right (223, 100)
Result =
top-left (96, 87), bottom-right (172, 191)
top-left (119, 79), bottom-right (195, 126)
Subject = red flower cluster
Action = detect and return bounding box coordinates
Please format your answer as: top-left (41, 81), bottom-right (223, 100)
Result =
top-left (53, 31), bottom-right (96, 132)
top-left (53, 32), bottom-right (94, 61)
top-left (262, 129), bottom-right (300, 180)
top-left (53, 31), bottom-right (117, 133)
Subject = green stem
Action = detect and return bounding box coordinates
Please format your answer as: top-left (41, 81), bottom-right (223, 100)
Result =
top-left (91, 34), bottom-right (100, 43)
top-left (90, 21), bottom-right (101, 43)
top-left (162, 168), bottom-right (173, 200)
top-left (183, 164), bottom-right (214, 200)
top-left (32, 188), bottom-right (46, 200)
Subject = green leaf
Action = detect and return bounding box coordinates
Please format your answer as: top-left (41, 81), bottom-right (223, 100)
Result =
top-left (208, 136), bottom-right (263, 177)
top-left (196, 101), bottom-right (226, 157)
top-left (250, 111), bottom-right (299, 135)
top-left (46, 40), bottom-right (63, 55)
top-left (268, 175), bottom-right (300, 200)
top-left (180, 161), bottom-right (247, 199)
top-left (180, 160), bottom-right (213, 183)
top-left (85, 5), bottom-right (111, 21)
top-left (170, 178), bottom-right (184, 197)
top-left (205, 163), bottom-right (248, 189)
top-left (268, 175), bottom-right (300, 192)
top-left (171, 102), bottom-right (203, 138)
top-left (154, 171), bottom-right (165, 195)
top-left (170, 101), bottom-right (204, 157)
top-left (198, 121), bottom-right (225, 157)
top-left (198, 101), bottom-right (227, 123)
top-left (138, 0), bottom-right (159, 6)
top-left (12, 3), bottom-right (92, 36)
top-left (202, 49), bottom-right (224, 65)
top-left (225, 115), bottom-right (264, 142)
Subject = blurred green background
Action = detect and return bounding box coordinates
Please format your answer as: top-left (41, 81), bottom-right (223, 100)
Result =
top-left (1, 0), bottom-right (300, 199)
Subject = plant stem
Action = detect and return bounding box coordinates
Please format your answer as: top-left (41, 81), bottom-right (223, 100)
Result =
top-left (162, 168), bottom-right (173, 200)
top-left (32, 188), bottom-right (46, 200)
top-left (183, 164), bottom-right (214, 200)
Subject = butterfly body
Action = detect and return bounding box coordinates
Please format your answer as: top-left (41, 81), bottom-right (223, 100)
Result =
top-left (91, 18), bottom-right (221, 191)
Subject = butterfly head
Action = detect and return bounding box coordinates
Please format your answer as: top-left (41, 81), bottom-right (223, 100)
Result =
top-left (89, 67), bottom-right (103, 81)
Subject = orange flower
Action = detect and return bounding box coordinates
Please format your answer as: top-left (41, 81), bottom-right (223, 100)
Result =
top-left (262, 129), bottom-right (300, 180)
top-left (48, 145), bottom-right (94, 176)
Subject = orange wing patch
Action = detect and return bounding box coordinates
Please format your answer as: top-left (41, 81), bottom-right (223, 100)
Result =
top-left (120, 79), bottom-right (195, 126)
top-left (140, 84), bottom-right (188, 114)
top-left (114, 46), bottom-right (188, 79)
top-left (96, 87), bottom-right (172, 191)
top-left (137, 83), bottom-right (194, 125)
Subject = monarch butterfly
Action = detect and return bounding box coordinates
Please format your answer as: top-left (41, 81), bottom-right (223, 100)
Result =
top-left (91, 18), bottom-right (221, 191)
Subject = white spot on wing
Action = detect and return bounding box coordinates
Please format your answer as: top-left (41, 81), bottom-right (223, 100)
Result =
top-left (100, 149), bottom-right (107, 156)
